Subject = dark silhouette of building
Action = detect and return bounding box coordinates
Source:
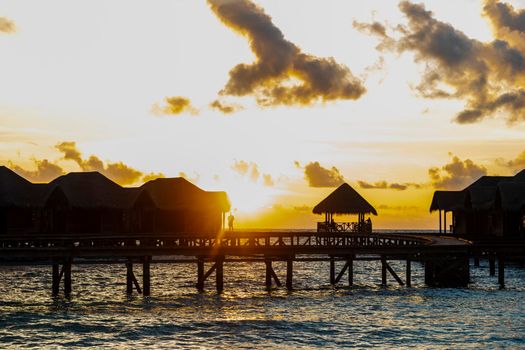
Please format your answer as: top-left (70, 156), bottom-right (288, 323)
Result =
top-left (430, 169), bottom-right (525, 238)
top-left (0, 166), bottom-right (230, 236)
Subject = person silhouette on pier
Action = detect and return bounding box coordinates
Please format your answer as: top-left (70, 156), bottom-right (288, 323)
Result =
top-left (228, 213), bottom-right (235, 231)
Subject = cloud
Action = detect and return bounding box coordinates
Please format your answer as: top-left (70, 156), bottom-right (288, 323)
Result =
top-left (55, 141), bottom-right (151, 186)
top-left (428, 154), bottom-right (487, 189)
top-left (9, 159), bottom-right (64, 183)
top-left (357, 180), bottom-right (421, 191)
top-left (262, 173), bottom-right (274, 187)
top-left (207, 0), bottom-right (366, 107)
top-left (377, 204), bottom-right (419, 211)
top-left (209, 99), bottom-right (243, 114)
top-left (293, 205), bottom-right (312, 212)
top-left (484, 0), bottom-right (525, 52)
top-left (0, 17), bottom-right (16, 34)
top-left (496, 149), bottom-right (525, 171)
top-left (142, 172), bottom-right (166, 183)
top-left (153, 96), bottom-right (198, 116)
top-left (303, 161), bottom-right (344, 187)
top-left (359, 1), bottom-right (525, 124)
top-left (231, 160), bottom-right (260, 181)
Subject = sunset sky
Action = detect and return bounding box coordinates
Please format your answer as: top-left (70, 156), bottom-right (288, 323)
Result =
top-left (1, 0), bottom-right (525, 229)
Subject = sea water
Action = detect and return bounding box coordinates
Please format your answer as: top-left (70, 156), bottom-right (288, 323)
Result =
top-left (0, 232), bottom-right (524, 349)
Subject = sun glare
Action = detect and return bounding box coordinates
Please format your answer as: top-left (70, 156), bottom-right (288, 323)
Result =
top-left (221, 179), bottom-right (275, 214)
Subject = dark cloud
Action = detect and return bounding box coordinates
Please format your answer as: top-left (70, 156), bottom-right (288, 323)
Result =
top-left (210, 100), bottom-right (243, 114)
top-left (428, 154), bottom-right (487, 189)
top-left (207, 0), bottom-right (366, 107)
top-left (9, 159), bottom-right (64, 183)
top-left (357, 180), bottom-right (421, 191)
top-left (0, 17), bottom-right (16, 34)
top-left (153, 96), bottom-right (198, 115)
top-left (359, 1), bottom-right (525, 124)
top-left (303, 161), bottom-right (344, 187)
top-left (55, 141), bottom-right (159, 186)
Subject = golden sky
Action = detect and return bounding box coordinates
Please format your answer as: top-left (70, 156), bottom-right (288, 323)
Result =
top-left (1, 0), bottom-right (525, 229)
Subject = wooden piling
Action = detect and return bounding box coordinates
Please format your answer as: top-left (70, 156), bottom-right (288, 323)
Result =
top-left (216, 256), bottom-right (224, 293)
top-left (381, 256), bottom-right (387, 286)
top-left (126, 261), bottom-right (133, 295)
top-left (498, 254), bottom-right (505, 289)
top-left (474, 256), bottom-right (480, 267)
top-left (406, 259), bottom-right (411, 287)
top-left (64, 259), bottom-right (72, 296)
top-left (52, 263), bottom-right (60, 296)
top-left (197, 258), bottom-right (204, 291)
top-left (286, 258), bottom-right (293, 291)
top-left (347, 256), bottom-right (353, 286)
top-left (329, 256), bottom-right (335, 285)
top-left (143, 256), bottom-right (151, 296)
top-left (265, 259), bottom-right (272, 290)
top-left (489, 254), bottom-right (495, 276)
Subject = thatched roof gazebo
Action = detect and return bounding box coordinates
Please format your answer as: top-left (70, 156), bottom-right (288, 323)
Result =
top-left (313, 183), bottom-right (377, 233)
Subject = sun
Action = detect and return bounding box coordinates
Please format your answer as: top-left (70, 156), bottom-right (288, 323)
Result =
top-left (220, 178), bottom-right (276, 214)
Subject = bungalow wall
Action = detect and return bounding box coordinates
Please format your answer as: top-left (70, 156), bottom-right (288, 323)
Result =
top-left (65, 209), bottom-right (128, 234)
top-left (135, 208), bottom-right (223, 234)
top-left (0, 207), bottom-right (39, 234)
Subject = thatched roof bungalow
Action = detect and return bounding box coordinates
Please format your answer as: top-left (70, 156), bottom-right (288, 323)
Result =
top-left (313, 183), bottom-right (376, 233)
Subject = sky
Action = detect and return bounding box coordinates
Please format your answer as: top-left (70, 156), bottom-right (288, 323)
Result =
top-left (1, 0), bottom-right (525, 229)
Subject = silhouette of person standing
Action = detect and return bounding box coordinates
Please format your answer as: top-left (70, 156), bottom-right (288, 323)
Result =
top-left (228, 213), bottom-right (234, 231)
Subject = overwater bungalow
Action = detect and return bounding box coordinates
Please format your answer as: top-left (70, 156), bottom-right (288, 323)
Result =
top-left (140, 178), bottom-right (230, 234)
top-left (430, 169), bottom-right (525, 238)
top-left (0, 166), bottom-right (67, 235)
top-left (313, 183), bottom-right (377, 233)
top-left (50, 172), bottom-right (154, 234)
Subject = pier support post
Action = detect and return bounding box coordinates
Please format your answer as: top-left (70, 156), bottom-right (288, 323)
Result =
top-left (197, 257), bottom-right (205, 291)
top-left (286, 258), bottom-right (293, 291)
top-left (143, 256), bottom-right (151, 296)
top-left (216, 256), bottom-right (224, 293)
top-left (381, 256), bottom-right (387, 287)
top-left (64, 259), bottom-right (72, 297)
top-left (329, 256), bottom-right (335, 285)
top-left (52, 263), bottom-right (60, 296)
top-left (265, 260), bottom-right (272, 290)
top-left (489, 254), bottom-right (496, 276)
top-left (498, 254), bottom-right (505, 289)
top-left (406, 259), bottom-right (411, 287)
top-left (348, 256), bottom-right (353, 287)
top-left (474, 256), bottom-right (480, 267)
top-left (126, 261), bottom-right (133, 295)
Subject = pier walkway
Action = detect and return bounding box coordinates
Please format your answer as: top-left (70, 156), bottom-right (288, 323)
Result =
top-left (0, 231), bottom-right (522, 296)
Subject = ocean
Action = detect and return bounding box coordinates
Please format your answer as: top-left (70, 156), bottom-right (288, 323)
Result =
top-left (0, 254), bottom-right (524, 349)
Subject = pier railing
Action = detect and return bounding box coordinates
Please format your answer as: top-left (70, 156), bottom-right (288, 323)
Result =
top-left (0, 231), bottom-right (432, 258)
top-left (317, 221), bottom-right (372, 233)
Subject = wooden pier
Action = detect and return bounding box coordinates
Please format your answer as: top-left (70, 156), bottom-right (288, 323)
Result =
top-left (0, 231), bottom-right (523, 297)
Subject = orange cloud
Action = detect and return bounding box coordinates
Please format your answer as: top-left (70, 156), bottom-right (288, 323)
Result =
top-left (209, 99), bottom-right (243, 114)
top-left (153, 96), bottom-right (198, 116)
top-left (429, 154), bottom-right (487, 189)
top-left (0, 17), bottom-right (15, 34)
top-left (55, 141), bottom-right (163, 185)
top-left (207, 0), bottom-right (366, 107)
top-left (357, 180), bottom-right (422, 191)
top-left (9, 159), bottom-right (64, 183)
